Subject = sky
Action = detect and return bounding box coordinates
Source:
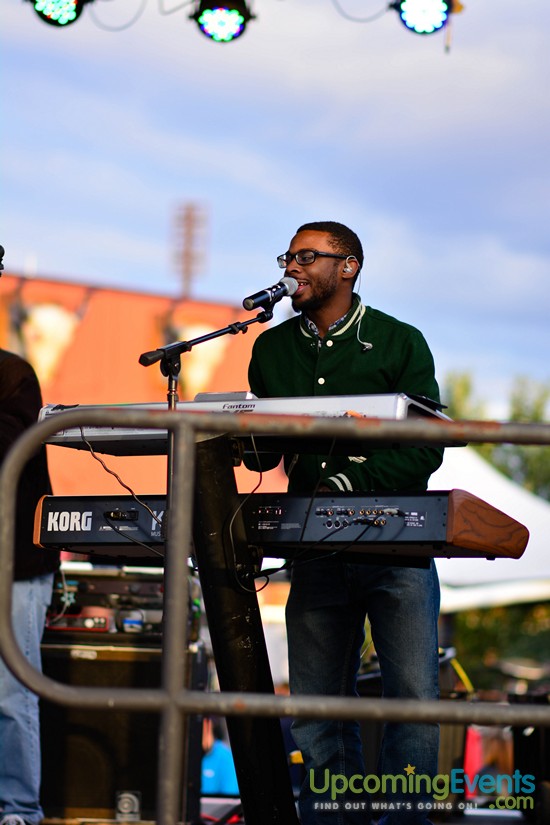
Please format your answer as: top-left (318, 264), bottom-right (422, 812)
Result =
top-left (2, 0), bottom-right (549, 418)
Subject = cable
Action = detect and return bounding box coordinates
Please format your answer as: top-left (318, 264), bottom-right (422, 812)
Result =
top-left (330, 0), bottom-right (389, 24)
top-left (226, 433), bottom-right (265, 594)
top-left (450, 655), bottom-right (475, 695)
top-left (78, 427), bottom-right (163, 527)
top-left (46, 566), bottom-right (72, 625)
top-left (158, 0), bottom-right (195, 16)
top-left (301, 437), bottom-right (337, 533)
top-left (257, 516), bottom-right (380, 576)
top-left (226, 441), bottom-right (406, 586)
top-left (103, 514), bottom-right (166, 559)
top-left (259, 506), bottom-right (406, 574)
top-left (67, 428), bottom-right (168, 560)
top-left (355, 304), bottom-right (373, 351)
top-left (248, 439), bottom-right (339, 582)
top-left (289, 517), bottom-right (378, 567)
top-left (88, 0), bottom-right (149, 31)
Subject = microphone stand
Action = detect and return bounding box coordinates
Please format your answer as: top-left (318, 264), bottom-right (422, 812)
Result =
top-left (140, 308), bottom-right (274, 380)
top-left (139, 306), bottom-right (273, 492)
top-left (138, 304), bottom-right (299, 825)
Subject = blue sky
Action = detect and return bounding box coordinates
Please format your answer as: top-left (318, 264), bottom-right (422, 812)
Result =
top-left (2, 0), bottom-right (549, 417)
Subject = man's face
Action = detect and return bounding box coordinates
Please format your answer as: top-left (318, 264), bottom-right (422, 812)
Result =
top-left (283, 230), bottom-right (345, 314)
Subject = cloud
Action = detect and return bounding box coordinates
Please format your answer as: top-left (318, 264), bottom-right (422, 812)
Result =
top-left (3, 0), bottom-right (549, 417)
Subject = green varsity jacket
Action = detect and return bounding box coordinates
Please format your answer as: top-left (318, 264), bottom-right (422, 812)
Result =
top-left (247, 295), bottom-right (444, 493)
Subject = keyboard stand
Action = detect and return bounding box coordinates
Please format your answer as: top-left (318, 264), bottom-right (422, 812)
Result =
top-left (192, 434), bottom-right (299, 825)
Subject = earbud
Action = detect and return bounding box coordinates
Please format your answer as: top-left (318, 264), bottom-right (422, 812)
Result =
top-left (355, 306), bottom-right (373, 352)
top-left (343, 256), bottom-right (355, 273)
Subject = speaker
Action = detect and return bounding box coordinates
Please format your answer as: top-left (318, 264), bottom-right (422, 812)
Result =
top-left (40, 639), bottom-right (206, 820)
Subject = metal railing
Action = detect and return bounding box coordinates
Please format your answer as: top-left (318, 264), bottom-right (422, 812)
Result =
top-left (1, 407), bottom-right (550, 824)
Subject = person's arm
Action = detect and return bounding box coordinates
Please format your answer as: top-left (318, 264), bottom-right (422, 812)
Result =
top-left (322, 330), bottom-right (444, 492)
top-left (243, 343), bottom-right (283, 472)
top-left (322, 444), bottom-right (443, 492)
top-left (0, 358), bottom-right (42, 460)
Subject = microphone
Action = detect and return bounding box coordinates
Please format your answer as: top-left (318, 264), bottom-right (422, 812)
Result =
top-left (242, 276), bottom-right (298, 311)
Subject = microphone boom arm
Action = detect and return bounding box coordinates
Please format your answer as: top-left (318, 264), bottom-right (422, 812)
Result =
top-left (139, 307), bottom-right (274, 377)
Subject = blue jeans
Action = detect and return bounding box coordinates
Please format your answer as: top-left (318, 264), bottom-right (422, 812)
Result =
top-left (0, 574), bottom-right (54, 825)
top-left (286, 559), bottom-right (440, 825)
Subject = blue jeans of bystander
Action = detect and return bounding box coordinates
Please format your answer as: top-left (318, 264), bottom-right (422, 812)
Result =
top-left (0, 574), bottom-right (54, 825)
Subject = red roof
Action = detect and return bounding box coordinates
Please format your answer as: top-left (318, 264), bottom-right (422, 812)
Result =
top-left (1, 273), bottom-right (286, 496)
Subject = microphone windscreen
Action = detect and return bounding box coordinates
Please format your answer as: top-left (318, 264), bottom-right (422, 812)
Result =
top-left (279, 276), bottom-right (298, 296)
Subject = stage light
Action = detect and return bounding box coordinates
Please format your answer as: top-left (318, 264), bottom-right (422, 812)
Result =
top-left (190, 1), bottom-right (254, 42)
top-left (391, 0), bottom-right (452, 35)
top-left (30, 0), bottom-right (86, 26)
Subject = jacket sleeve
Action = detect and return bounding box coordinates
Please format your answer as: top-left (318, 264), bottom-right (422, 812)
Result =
top-left (243, 340), bottom-right (283, 472)
top-left (323, 330), bottom-right (444, 492)
top-left (248, 341), bottom-right (269, 398)
top-left (323, 444), bottom-right (443, 492)
top-left (0, 352), bottom-right (58, 580)
top-left (0, 358), bottom-right (42, 459)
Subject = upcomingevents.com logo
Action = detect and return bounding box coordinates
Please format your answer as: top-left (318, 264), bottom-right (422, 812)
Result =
top-left (308, 765), bottom-right (536, 804)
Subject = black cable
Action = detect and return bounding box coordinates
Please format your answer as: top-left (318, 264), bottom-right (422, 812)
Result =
top-left (78, 427), bottom-right (164, 528)
top-left (88, 0), bottom-right (149, 31)
top-left (330, 0), bottom-right (390, 23)
top-left (226, 433), bottom-right (267, 594)
top-left (288, 517), bottom-right (378, 568)
top-left (259, 517), bottom-right (378, 577)
top-left (158, 0), bottom-right (195, 16)
top-left (235, 436), bottom-right (339, 588)
top-left (46, 566), bottom-right (72, 625)
top-left (103, 514), bottom-right (166, 558)
top-left (260, 506), bottom-right (407, 573)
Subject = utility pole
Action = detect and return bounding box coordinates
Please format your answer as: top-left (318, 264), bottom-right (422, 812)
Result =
top-left (173, 202), bottom-right (208, 299)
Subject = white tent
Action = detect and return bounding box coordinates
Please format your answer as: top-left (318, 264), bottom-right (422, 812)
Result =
top-left (429, 447), bottom-right (550, 611)
top-left (256, 449), bottom-right (550, 674)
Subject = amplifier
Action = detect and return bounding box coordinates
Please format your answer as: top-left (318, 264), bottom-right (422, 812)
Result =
top-left (46, 606), bottom-right (115, 633)
top-left (45, 565), bottom-right (167, 641)
top-left (40, 639), bottom-right (208, 820)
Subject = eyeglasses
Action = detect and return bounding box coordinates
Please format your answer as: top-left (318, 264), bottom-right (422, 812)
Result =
top-left (277, 249), bottom-right (348, 268)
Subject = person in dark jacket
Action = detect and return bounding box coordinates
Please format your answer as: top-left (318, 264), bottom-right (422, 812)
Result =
top-left (0, 349), bottom-right (59, 825)
top-left (247, 222), bottom-right (444, 825)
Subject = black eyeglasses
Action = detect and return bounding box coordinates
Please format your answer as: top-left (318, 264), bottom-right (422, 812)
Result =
top-left (277, 249), bottom-right (348, 268)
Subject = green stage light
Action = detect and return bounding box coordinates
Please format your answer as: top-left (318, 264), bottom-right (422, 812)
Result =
top-left (191, 1), bottom-right (254, 42)
top-left (31, 0), bottom-right (85, 25)
top-left (391, 0), bottom-right (451, 35)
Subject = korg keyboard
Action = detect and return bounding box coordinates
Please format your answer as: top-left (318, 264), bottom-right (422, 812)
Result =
top-left (34, 494), bottom-right (167, 564)
top-left (35, 490), bottom-right (529, 567)
top-left (240, 489), bottom-right (529, 565)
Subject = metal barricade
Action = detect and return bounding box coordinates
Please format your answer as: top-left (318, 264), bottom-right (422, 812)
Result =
top-left (1, 408), bottom-right (550, 825)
